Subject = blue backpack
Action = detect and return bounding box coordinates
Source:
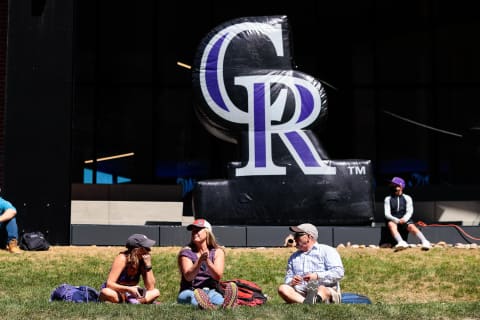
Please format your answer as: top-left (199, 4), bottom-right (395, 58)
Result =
top-left (341, 292), bottom-right (372, 304)
top-left (50, 283), bottom-right (100, 303)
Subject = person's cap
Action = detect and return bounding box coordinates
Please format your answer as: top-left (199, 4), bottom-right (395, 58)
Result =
top-left (289, 223), bottom-right (318, 240)
top-left (126, 234), bottom-right (155, 249)
top-left (187, 218), bottom-right (212, 231)
top-left (390, 177), bottom-right (405, 189)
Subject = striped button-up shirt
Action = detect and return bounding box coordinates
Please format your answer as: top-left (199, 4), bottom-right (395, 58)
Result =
top-left (284, 242), bottom-right (344, 293)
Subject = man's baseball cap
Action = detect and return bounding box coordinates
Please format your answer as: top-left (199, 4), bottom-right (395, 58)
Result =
top-left (390, 177), bottom-right (405, 189)
top-left (187, 218), bottom-right (212, 231)
top-left (126, 234), bottom-right (155, 249)
top-left (289, 223), bottom-right (318, 240)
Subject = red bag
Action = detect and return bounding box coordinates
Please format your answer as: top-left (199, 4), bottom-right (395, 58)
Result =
top-left (218, 278), bottom-right (267, 306)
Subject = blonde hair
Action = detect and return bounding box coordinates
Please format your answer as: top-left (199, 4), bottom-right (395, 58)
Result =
top-left (177, 229), bottom-right (225, 273)
top-left (184, 228), bottom-right (224, 252)
top-left (205, 229), bottom-right (221, 249)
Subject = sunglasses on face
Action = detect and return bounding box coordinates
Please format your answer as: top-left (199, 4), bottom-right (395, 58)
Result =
top-left (294, 232), bottom-right (307, 239)
top-left (294, 232), bottom-right (313, 245)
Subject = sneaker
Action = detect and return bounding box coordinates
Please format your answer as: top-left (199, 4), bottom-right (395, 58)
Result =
top-left (126, 297), bottom-right (140, 304)
top-left (7, 239), bottom-right (23, 254)
top-left (421, 241), bottom-right (431, 251)
top-left (327, 287), bottom-right (341, 304)
top-left (125, 293), bottom-right (140, 304)
top-left (303, 281), bottom-right (319, 304)
top-left (193, 288), bottom-right (216, 310)
top-left (394, 240), bottom-right (408, 252)
top-left (222, 282), bottom-right (238, 309)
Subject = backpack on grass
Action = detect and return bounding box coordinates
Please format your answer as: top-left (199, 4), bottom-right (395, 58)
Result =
top-left (341, 292), bottom-right (372, 304)
top-left (218, 278), bottom-right (268, 306)
top-left (19, 231), bottom-right (50, 251)
top-left (50, 283), bottom-right (100, 303)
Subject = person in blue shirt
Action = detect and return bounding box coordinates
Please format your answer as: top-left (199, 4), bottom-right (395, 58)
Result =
top-left (0, 191), bottom-right (22, 254)
top-left (278, 223), bottom-right (344, 304)
top-left (384, 176), bottom-right (431, 251)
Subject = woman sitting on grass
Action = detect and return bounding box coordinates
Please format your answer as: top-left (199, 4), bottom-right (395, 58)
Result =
top-left (177, 218), bottom-right (238, 310)
top-left (99, 234), bottom-right (160, 304)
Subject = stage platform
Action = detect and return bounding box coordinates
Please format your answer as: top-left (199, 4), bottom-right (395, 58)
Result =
top-left (70, 224), bottom-right (480, 247)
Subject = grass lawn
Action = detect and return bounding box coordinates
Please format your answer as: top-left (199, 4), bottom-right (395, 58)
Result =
top-left (0, 245), bottom-right (479, 319)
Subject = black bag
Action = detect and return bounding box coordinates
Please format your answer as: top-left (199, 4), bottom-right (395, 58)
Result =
top-left (19, 231), bottom-right (50, 251)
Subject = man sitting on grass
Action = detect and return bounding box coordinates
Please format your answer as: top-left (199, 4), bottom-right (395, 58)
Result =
top-left (278, 223), bottom-right (344, 304)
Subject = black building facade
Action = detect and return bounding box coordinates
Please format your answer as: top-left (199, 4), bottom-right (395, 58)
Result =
top-left (2, 0), bottom-right (480, 244)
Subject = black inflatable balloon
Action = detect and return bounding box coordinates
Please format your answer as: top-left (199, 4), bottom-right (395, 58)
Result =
top-left (191, 16), bottom-right (375, 226)
top-left (192, 16), bottom-right (328, 144)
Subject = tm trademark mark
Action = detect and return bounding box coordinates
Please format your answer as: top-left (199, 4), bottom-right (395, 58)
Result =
top-left (347, 166), bottom-right (366, 175)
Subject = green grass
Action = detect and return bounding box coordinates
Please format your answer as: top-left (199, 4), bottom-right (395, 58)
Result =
top-left (0, 246), bottom-right (479, 319)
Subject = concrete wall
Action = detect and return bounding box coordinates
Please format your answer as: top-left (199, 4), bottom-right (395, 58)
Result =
top-left (71, 199), bottom-right (480, 227)
top-left (71, 200), bottom-right (189, 225)
top-left (70, 224), bottom-right (480, 247)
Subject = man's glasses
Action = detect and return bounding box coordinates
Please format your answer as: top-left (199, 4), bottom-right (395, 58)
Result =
top-left (294, 232), bottom-right (307, 239)
top-left (294, 233), bottom-right (311, 247)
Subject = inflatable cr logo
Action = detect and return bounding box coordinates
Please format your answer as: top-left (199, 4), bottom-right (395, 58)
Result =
top-left (193, 16), bottom-right (335, 176)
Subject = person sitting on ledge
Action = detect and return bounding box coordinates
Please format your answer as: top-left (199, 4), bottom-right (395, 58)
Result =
top-left (384, 176), bottom-right (432, 251)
